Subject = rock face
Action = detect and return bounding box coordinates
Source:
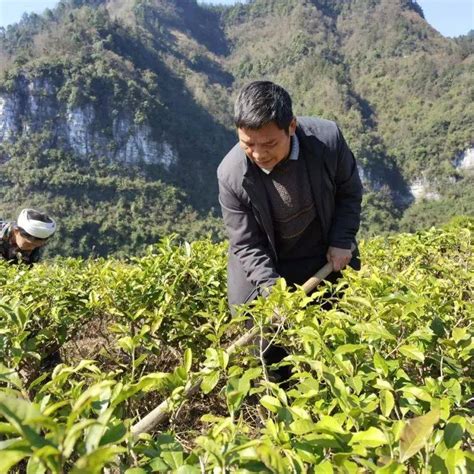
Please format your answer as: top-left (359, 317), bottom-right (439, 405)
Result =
top-left (0, 96), bottom-right (16, 141)
top-left (409, 177), bottom-right (441, 202)
top-left (454, 147), bottom-right (474, 172)
top-left (0, 74), bottom-right (177, 169)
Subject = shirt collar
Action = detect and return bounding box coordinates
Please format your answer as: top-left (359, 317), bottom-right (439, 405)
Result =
top-left (260, 134), bottom-right (299, 174)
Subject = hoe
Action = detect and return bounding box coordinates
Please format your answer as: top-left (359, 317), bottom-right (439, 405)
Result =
top-left (131, 254), bottom-right (351, 437)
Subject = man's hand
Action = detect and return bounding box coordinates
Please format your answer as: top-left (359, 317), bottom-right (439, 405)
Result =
top-left (326, 246), bottom-right (352, 272)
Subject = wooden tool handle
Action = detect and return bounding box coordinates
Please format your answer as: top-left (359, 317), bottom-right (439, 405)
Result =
top-left (131, 243), bottom-right (356, 435)
top-left (300, 243), bottom-right (356, 294)
top-left (300, 261), bottom-right (334, 294)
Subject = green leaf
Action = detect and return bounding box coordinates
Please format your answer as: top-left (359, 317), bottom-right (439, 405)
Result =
top-left (148, 457), bottom-right (169, 471)
top-left (380, 389), bottom-right (395, 417)
top-left (374, 352), bottom-right (389, 377)
top-left (375, 461), bottom-right (405, 473)
top-left (451, 327), bottom-right (468, 343)
top-left (399, 345), bottom-right (425, 363)
top-left (444, 416), bottom-right (466, 448)
top-left (289, 419), bottom-right (316, 435)
top-left (117, 336), bottom-right (134, 353)
top-left (184, 348), bottom-right (192, 372)
top-left (176, 465), bottom-right (201, 474)
top-left (0, 395), bottom-right (52, 450)
top-left (392, 421), bottom-right (405, 442)
top-left (353, 323), bottom-right (396, 341)
top-left (99, 422), bottom-right (127, 447)
top-left (63, 419), bottom-right (98, 458)
top-left (133, 373), bottom-right (169, 393)
top-left (255, 444), bottom-right (287, 474)
top-left (0, 364), bottom-right (23, 390)
top-left (218, 350), bottom-right (229, 370)
top-left (0, 449), bottom-right (30, 472)
top-left (226, 370), bottom-right (256, 415)
top-left (0, 422), bottom-right (17, 434)
top-left (161, 447), bottom-right (184, 469)
top-left (260, 395), bottom-right (281, 413)
top-left (71, 446), bottom-right (126, 473)
top-left (334, 344), bottom-right (365, 355)
top-left (314, 416), bottom-right (346, 434)
top-left (314, 460), bottom-right (334, 473)
top-left (349, 427), bottom-right (388, 447)
top-left (401, 386), bottom-right (432, 402)
top-left (85, 407), bottom-right (114, 453)
top-left (399, 409), bottom-right (440, 462)
top-left (15, 306), bottom-right (29, 330)
top-left (200, 370), bottom-right (219, 394)
top-left (154, 434), bottom-right (184, 469)
top-left (71, 381), bottom-right (114, 417)
top-left (27, 456), bottom-right (47, 474)
top-left (445, 449), bottom-right (466, 474)
top-left (43, 400), bottom-right (70, 417)
top-left (375, 379), bottom-right (393, 391)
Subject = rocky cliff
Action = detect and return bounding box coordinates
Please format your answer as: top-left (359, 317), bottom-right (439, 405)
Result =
top-left (0, 0), bottom-right (472, 255)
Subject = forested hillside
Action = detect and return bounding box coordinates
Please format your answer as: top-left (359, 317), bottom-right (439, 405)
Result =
top-left (0, 0), bottom-right (472, 256)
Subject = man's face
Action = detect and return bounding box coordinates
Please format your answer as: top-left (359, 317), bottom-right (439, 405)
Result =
top-left (12, 228), bottom-right (48, 252)
top-left (237, 118), bottom-right (297, 172)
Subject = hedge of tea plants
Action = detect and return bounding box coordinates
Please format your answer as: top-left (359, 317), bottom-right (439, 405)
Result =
top-left (0, 221), bottom-right (472, 473)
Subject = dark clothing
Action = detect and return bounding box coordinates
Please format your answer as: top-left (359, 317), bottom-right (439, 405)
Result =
top-left (260, 154), bottom-right (323, 259)
top-left (0, 221), bottom-right (41, 265)
top-left (217, 117), bottom-right (363, 308)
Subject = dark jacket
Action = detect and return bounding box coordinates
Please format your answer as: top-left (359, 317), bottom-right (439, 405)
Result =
top-left (0, 221), bottom-right (41, 265)
top-left (217, 117), bottom-right (363, 307)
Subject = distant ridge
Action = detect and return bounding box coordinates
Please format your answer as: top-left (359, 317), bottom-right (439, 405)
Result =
top-left (0, 0), bottom-right (472, 256)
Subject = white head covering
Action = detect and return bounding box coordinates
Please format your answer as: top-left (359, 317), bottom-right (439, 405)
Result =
top-left (17, 209), bottom-right (56, 239)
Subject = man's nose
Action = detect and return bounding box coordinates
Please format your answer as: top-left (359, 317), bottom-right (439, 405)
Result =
top-left (250, 146), bottom-right (263, 160)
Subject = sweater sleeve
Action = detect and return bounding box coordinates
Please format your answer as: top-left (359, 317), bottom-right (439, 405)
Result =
top-left (218, 176), bottom-right (280, 293)
top-left (328, 127), bottom-right (363, 249)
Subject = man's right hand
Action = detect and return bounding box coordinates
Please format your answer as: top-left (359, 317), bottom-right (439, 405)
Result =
top-left (326, 246), bottom-right (352, 272)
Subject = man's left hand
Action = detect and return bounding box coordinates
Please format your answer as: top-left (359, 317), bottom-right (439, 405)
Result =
top-left (326, 246), bottom-right (352, 272)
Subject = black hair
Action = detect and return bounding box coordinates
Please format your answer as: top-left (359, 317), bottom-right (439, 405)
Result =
top-left (234, 81), bottom-right (294, 132)
top-left (27, 209), bottom-right (53, 223)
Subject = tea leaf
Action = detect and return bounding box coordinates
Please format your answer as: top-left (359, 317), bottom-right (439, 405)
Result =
top-left (399, 345), bottom-right (425, 363)
top-left (200, 370), bottom-right (219, 395)
top-left (443, 416), bottom-right (466, 448)
top-left (399, 409), bottom-right (440, 462)
top-left (260, 396), bottom-right (281, 413)
top-left (380, 390), bottom-right (395, 418)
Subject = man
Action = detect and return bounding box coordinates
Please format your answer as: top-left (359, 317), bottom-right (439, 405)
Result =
top-left (217, 81), bottom-right (363, 310)
top-left (0, 208), bottom-right (56, 265)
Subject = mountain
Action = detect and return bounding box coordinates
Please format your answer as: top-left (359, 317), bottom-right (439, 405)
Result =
top-left (0, 0), bottom-right (472, 256)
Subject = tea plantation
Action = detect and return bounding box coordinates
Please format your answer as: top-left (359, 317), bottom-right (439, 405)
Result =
top-left (0, 221), bottom-right (472, 473)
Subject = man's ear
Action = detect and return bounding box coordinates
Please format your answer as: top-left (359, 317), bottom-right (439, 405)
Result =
top-left (289, 117), bottom-right (297, 136)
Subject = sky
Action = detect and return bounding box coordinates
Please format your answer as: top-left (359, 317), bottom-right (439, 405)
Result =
top-left (0, 0), bottom-right (472, 37)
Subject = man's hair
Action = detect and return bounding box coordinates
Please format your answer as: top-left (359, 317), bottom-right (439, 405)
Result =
top-left (234, 81), bottom-right (294, 132)
top-left (26, 209), bottom-right (53, 223)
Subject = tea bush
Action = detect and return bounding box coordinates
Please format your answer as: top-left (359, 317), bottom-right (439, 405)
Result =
top-left (0, 222), bottom-right (472, 473)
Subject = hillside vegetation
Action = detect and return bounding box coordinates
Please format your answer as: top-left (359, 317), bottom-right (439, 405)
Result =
top-left (0, 0), bottom-right (472, 256)
top-left (0, 221), bottom-right (472, 472)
